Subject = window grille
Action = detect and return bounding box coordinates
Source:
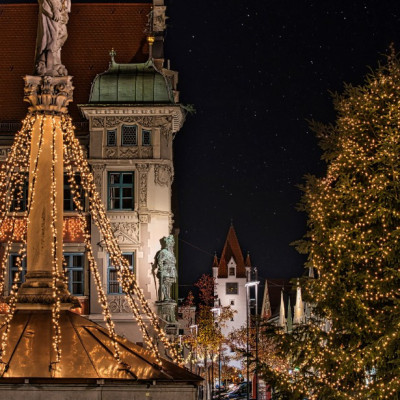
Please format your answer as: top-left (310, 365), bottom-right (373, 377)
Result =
top-left (121, 125), bottom-right (137, 146)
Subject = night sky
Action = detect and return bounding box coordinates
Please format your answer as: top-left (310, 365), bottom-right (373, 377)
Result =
top-left (165, 1), bottom-right (400, 290)
top-left (5, 1), bottom-right (400, 291)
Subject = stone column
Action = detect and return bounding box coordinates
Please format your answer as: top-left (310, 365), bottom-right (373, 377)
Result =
top-left (17, 75), bottom-right (77, 307)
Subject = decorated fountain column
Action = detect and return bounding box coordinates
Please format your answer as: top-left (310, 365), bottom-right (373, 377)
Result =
top-left (16, 0), bottom-right (77, 307)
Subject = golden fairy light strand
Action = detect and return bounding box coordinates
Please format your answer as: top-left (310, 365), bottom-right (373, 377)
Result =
top-left (63, 118), bottom-right (182, 364)
top-left (62, 116), bottom-right (183, 364)
top-left (0, 117), bottom-right (34, 236)
top-left (62, 119), bottom-right (162, 360)
top-left (63, 148), bottom-right (124, 364)
top-left (0, 125), bottom-right (32, 365)
top-left (50, 116), bottom-right (62, 366)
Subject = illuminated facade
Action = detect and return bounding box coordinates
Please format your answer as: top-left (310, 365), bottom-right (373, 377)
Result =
top-left (0, 0), bottom-right (184, 343)
top-left (212, 224), bottom-right (252, 366)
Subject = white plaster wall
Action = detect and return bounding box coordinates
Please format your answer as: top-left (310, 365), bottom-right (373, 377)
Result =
top-left (215, 257), bottom-right (247, 368)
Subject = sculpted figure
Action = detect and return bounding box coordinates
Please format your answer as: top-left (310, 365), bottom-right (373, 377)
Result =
top-left (34, 0), bottom-right (71, 76)
top-left (156, 235), bottom-right (177, 302)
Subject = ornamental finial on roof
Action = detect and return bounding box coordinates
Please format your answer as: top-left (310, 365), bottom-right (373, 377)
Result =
top-left (109, 48), bottom-right (117, 64)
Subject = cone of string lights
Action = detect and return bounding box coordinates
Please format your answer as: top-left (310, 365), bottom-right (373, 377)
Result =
top-left (0, 83), bottom-right (184, 376)
top-left (259, 49), bottom-right (400, 400)
top-left (0, 22), bottom-right (184, 383)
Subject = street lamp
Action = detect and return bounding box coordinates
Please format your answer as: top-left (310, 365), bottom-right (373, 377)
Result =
top-left (211, 307), bottom-right (221, 400)
top-left (245, 278), bottom-right (260, 400)
top-left (189, 324), bottom-right (198, 373)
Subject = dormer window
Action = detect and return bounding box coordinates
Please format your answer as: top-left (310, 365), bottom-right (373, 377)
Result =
top-left (107, 129), bottom-right (117, 146)
top-left (121, 125), bottom-right (137, 146)
top-left (142, 129), bottom-right (151, 146)
top-left (229, 267), bottom-right (235, 276)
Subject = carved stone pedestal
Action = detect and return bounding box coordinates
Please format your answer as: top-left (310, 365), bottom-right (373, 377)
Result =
top-left (156, 300), bottom-right (178, 336)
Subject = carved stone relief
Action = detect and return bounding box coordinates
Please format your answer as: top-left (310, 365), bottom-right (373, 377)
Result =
top-left (108, 295), bottom-right (131, 313)
top-left (120, 147), bottom-right (139, 159)
top-left (154, 164), bottom-right (174, 187)
top-left (109, 212), bottom-right (140, 245)
top-left (104, 147), bottom-right (118, 158)
top-left (136, 164), bottom-right (149, 208)
top-left (91, 164), bottom-right (105, 192)
top-left (111, 222), bottom-right (139, 244)
top-left (139, 214), bottom-right (149, 224)
top-left (92, 116), bottom-right (172, 139)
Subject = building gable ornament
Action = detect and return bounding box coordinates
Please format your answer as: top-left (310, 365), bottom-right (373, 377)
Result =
top-left (152, 6), bottom-right (167, 32)
top-left (91, 115), bottom-right (173, 139)
top-left (136, 163), bottom-right (149, 208)
top-left (108, 295), bottom-right (131, 313)
top-left (154, 164), bottom-right (174, 187)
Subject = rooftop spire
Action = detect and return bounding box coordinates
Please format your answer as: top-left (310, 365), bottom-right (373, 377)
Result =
top-left (293, 281), bottom-right (305, 325)
top-left (279, 290), bottom-right (286, 328)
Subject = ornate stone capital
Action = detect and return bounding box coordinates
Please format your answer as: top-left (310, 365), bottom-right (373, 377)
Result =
top-left (24, 75), bottom-right (74, 114)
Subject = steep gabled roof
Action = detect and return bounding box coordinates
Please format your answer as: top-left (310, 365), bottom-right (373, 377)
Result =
top-left (217, 224), bottom-right (246, 278)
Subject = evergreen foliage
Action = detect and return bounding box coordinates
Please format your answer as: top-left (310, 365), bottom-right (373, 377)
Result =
top-left (261, 52), bottom-right (400, 399)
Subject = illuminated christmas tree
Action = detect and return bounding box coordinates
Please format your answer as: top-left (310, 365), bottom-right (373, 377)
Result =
top-left (261, 51), bottom-right (400, 399)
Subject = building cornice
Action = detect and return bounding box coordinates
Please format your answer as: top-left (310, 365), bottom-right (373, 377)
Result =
top-left (78, 104), bottom-right (185, 134)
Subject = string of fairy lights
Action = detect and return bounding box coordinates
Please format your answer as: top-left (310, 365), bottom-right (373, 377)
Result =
top-left (0, 111), bottom-right (183, 372)
top-left (61, 115), bottom-right (182, 365)
top-left (265, 54), bottom-right (400, 399)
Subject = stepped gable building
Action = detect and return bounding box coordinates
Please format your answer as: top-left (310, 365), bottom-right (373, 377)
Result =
top-left (212, 224), bottom-right (252, 366)
top-left (0, 0), bottom-right (185, 343)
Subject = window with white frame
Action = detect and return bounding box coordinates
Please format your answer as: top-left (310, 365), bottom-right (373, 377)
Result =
top-left (108, 253), bottom-right (135, 294)
top-left (64, 253), bottom-right (84, 296)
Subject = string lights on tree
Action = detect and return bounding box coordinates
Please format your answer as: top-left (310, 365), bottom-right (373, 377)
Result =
top-left (260, 50), bottom-right (400, 399)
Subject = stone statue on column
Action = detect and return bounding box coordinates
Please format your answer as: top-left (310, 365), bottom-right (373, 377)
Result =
top-left (34, 0), bottom-right (71, 76)
top-left (156, 235), bottom-right (177, 302)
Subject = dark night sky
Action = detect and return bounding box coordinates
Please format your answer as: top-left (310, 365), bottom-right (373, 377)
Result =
top-left (6, 0), bottom-right (400, 290)
top-left (164, 0), bottom-right (400, 290)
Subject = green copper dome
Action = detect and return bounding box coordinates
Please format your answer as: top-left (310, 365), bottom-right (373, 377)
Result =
top-left (89, 60), bottom-right (174, 104)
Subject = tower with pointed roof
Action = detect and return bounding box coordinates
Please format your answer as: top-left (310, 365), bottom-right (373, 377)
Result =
top-left (212, 224), bottom-right (252, 366)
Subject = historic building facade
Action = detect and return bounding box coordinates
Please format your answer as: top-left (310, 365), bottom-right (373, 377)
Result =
top-left (0, 0), bottom-right (184, 343)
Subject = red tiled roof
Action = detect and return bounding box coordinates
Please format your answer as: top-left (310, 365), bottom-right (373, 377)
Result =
top-left (217, 225), bottom-right (246, 278)
top-left (0, 3), bottom-right (151, 124)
